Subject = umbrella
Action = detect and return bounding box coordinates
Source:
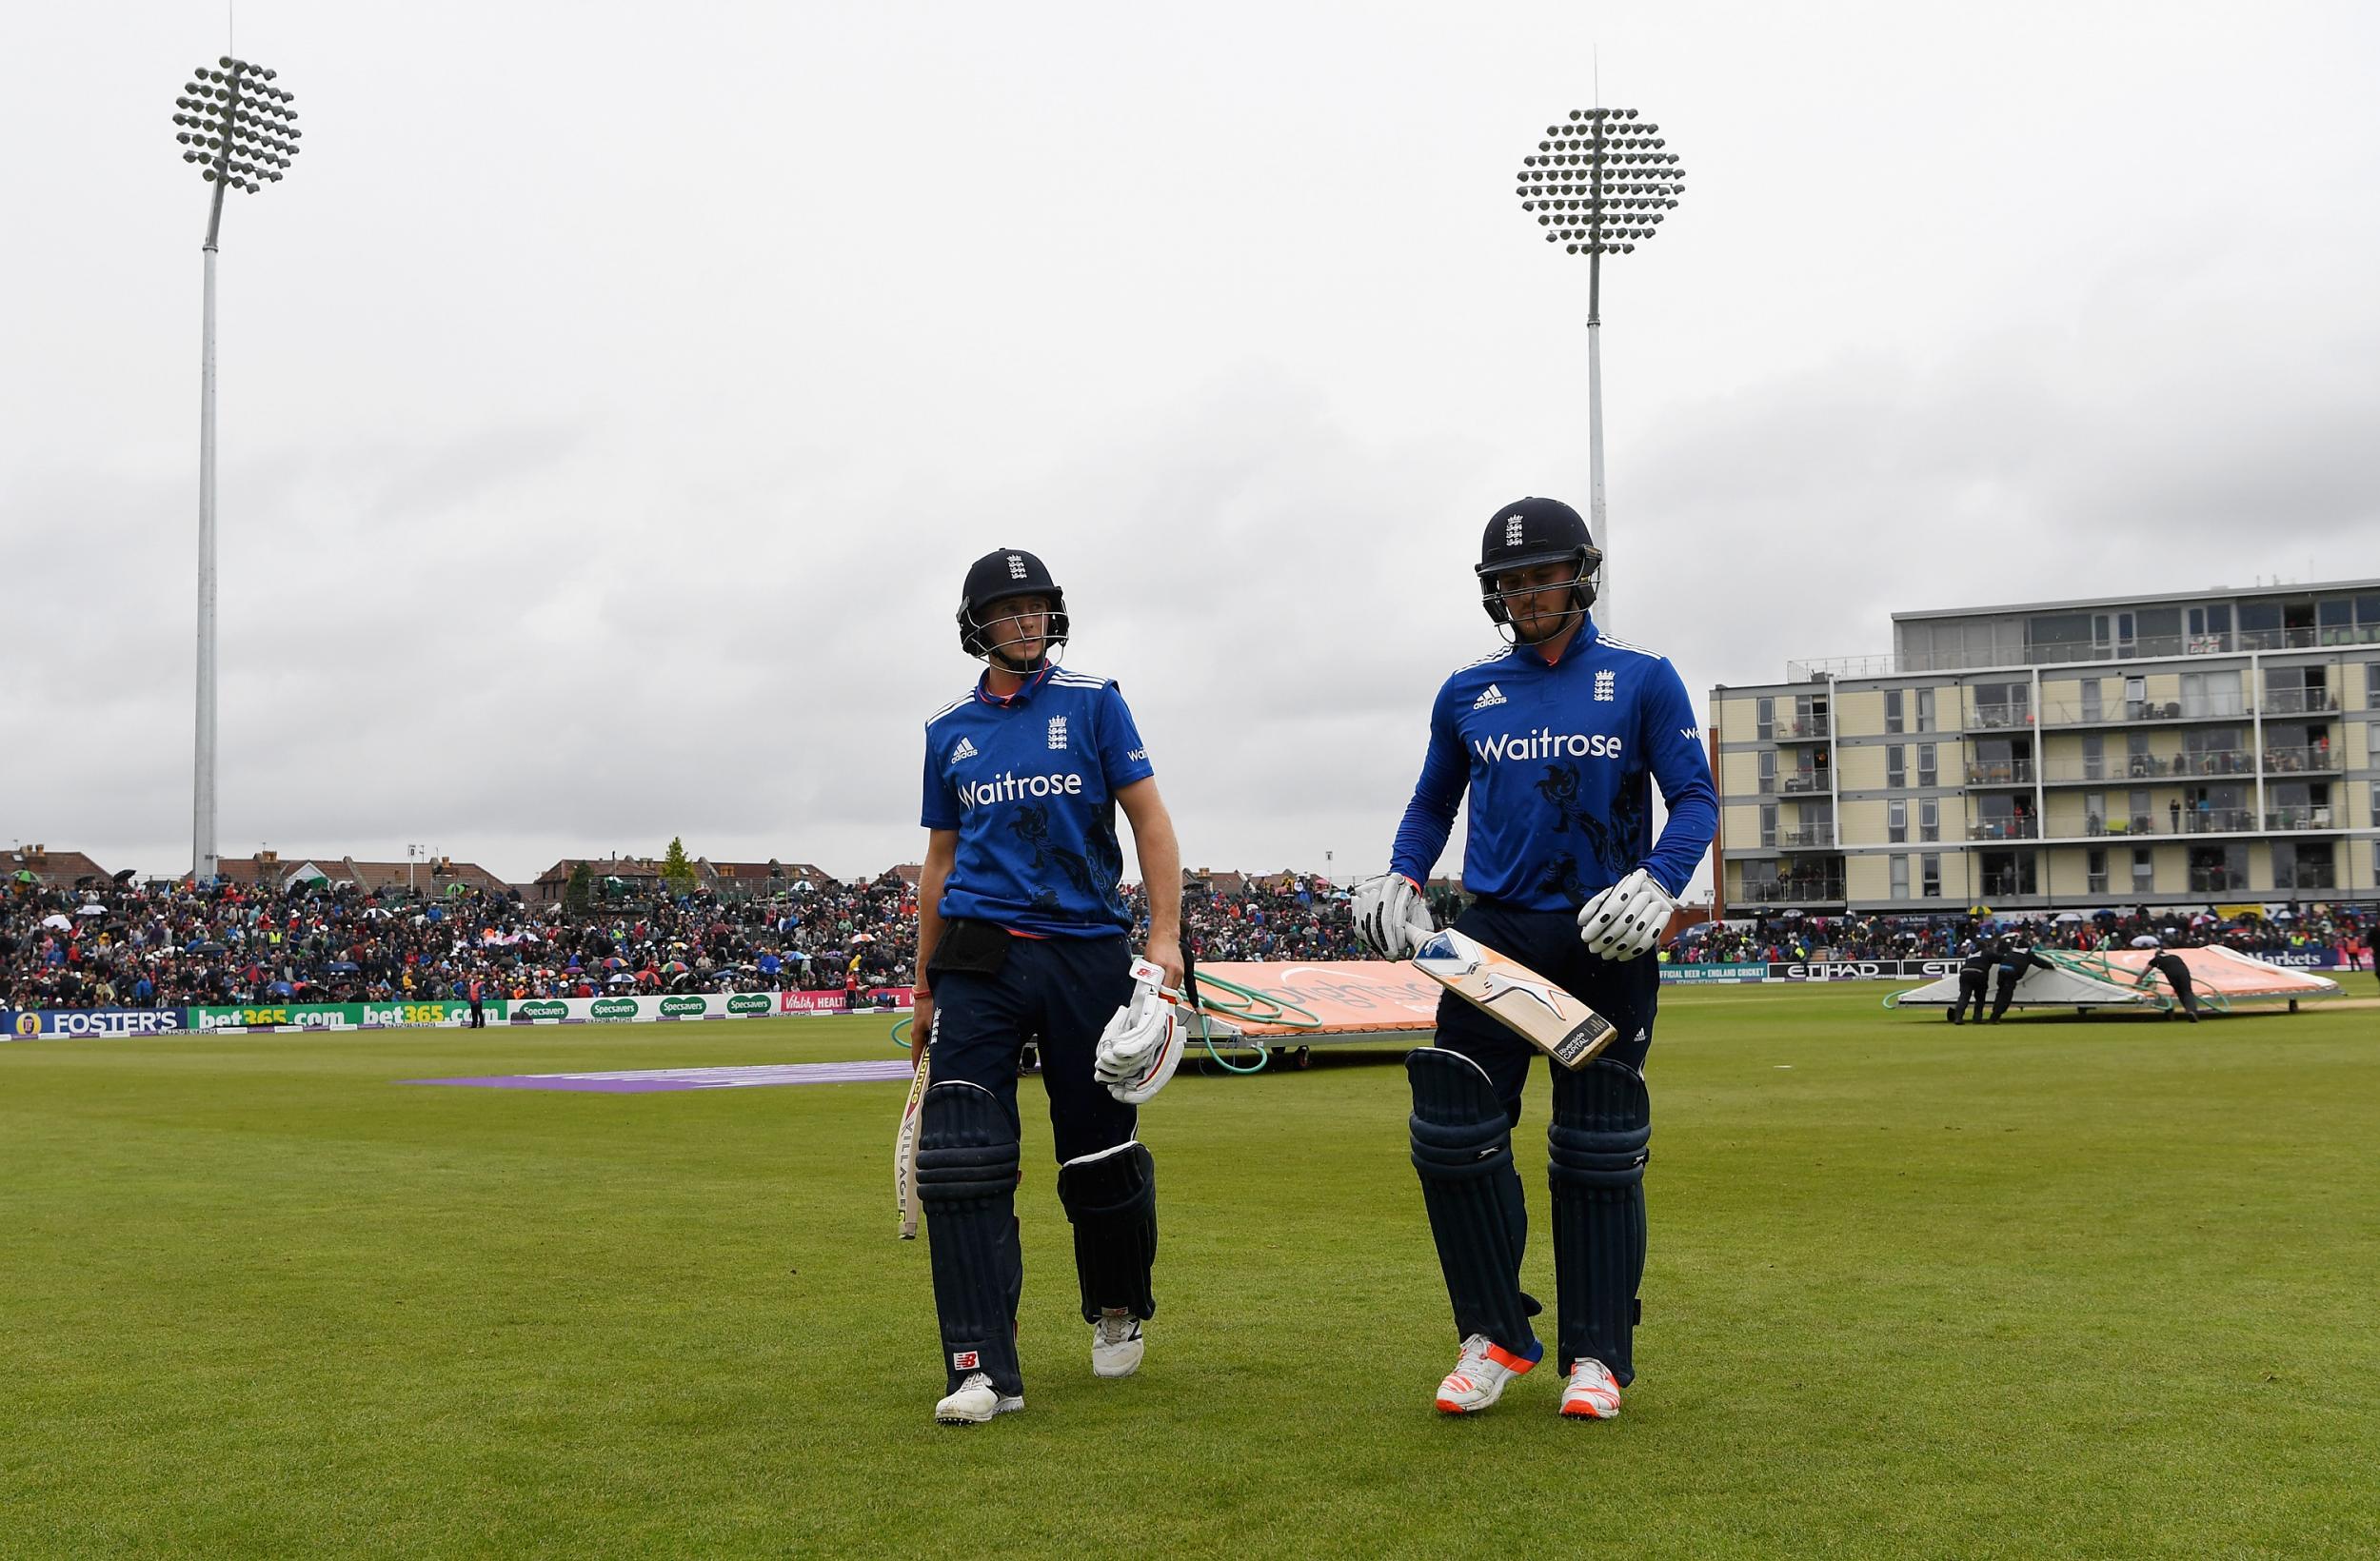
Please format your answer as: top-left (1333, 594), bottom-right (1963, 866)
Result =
top-left (188, 940), bottom-right (226, 955)
top-left (268, 981), bottom-right (294, 998)
top-left (2130, 935), bottom-right (2163, 948)
top-left (602, 957), bottom-right (626, 969)
top-left (663, 960), bottom-right (690, 975)
top-left (77, 902), bottom-right (107, 917)
top-left (849, 932), bottom-right (876, 944)
top-left (607, 972), bottom-right (636, 984)
top-left (2272, 908), bottom-right (2296, 920)
top-left (325, 961), bottom-right (360, 974)
top-left (2092, 909), bottom-right (2120, 920)
top-left (2053, 912), bottom-right (2084, 923)
top-left (40, 914), bottom-right (72, 931)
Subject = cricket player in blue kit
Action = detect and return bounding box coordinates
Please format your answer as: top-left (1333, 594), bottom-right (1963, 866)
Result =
top-left (909, 548), bottom-right (1185, 1427)
top-left (1354, 496), bottom-right (1716, 1420)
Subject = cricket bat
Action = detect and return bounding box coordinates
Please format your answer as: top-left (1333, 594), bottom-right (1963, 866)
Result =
top-left (1410, 928), bottom-right (1618, 1069)
top-left (895, 1051), bottom-right (929, 1239)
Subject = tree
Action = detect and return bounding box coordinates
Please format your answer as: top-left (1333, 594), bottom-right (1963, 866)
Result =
top-left (662, 837), bottom-right (697, 896)
top-left (565, 860), bottom-right (594, 915)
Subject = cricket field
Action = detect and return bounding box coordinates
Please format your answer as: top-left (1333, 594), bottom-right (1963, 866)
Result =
top-left (5, 986), bottom-right (2376, 1557)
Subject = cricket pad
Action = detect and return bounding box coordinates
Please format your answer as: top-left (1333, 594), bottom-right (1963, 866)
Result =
top-left (917, 1080), bottom-right (1025, 1396)
top-left (1548, 1057), bottom-right (1650, 1384)
top-left (1407, 1047), bottom-right (1538, 1357)
top-left (1057, 1140), bottom-right (1158, 1323)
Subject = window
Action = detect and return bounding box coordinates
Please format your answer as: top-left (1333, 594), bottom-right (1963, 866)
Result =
top-left (1921, 853), bottom-right (1941, 899)
top-left (1890, 855), bottom-right (1910, 899)
top-left (2130, 789), bottom-right (2152, 833)
top-left (1916, 688), bottom-right (1936, 733)
top-left (2084, 791), bottom-right (2106, 834)
top-left (2180, 669), bottom-right (2241, 718)
top-left (2080, 678), bottom-right (2102, 722)
top-left (1974, 682), bottom-right (2031, 728)
top-left (2188, 603), bottom-right (2232, 652)
top-left (2125, 676), bottom-right (2147, 719)
top-left (2189, 842), bottom-right (2250, 894)
top-left (1886, 744), bottom-right (1906, 788)
top-left (1757, 750), bottom-right (1776, 794)
top-left (2082, 733), bottom-right (2105, 780)
top-left (1919, 799), bottom-right (1939, 842)
top-left (2087, 847), bottom-right (2109, 895)
top-left (1759, 803), bottom-right (1777, 848)
top-left (1884, 689), bottom-right (1904, 734)
top-left (1917, 743), bottom-right (1937, 788)
top-left (2132, 847), bottom-right (2154, 891)
top-left (1755, 697), bottom-right (1775, 741)
top-left (1978, 849), bottom-right (2037, 898)
top-left (2319, 598), bottom-right (2353, 643)
top-left (1888, 800), bottom-right (1907, 843)
top-left (2368, 663), bottom-right (2380, 701)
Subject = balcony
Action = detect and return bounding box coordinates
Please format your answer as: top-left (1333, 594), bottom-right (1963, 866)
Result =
top-left (2265, 805), bottom-right (2337, 831)
top-left (2037, 699), bottom-right (2251, 727)
top-left (2262, 687), bottom-right (2340, 715)
top-left (2263, 744), bottom-right (2339, 774)
top-left (2178, 807), bottom-right (2256, 834)
top-left (1778, 716), bottom-right (1831, 741)
top-left (2275, 867), bottom-right (2340, 891)
top-left (1970, 702), bottom-right (2034, 730)
top-left (1781, 773), bottom-right (1826, 794)
top-left (1965, 759), bottom-right (2034, 785)
top-left (1737, 879), bottom-right (1846, 905)
top-left (1968, 819), bottom-right (2040, 841)
top-left (2188, 868), bottom-right (2252, 894)
top-left (1777, 825), bottom-right (1835, 848)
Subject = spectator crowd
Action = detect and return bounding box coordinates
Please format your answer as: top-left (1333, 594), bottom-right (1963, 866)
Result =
top-left (9, 864), bottom-right (2368, 1013)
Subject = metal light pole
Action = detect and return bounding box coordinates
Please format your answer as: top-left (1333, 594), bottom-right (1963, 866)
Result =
top-left (172, 56), bottom-right (302, 880)
top-left (1516, 107), bottom-right (1685, 634)
top-left (407, 843), bottom-right (426, 896)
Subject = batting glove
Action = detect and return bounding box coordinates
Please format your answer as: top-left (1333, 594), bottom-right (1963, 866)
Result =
top-left (1095, 958), bottom-right (1185, 1104)
top-left (1576, 868), bottom-right (1676, 961)
top-left (1353, 872), bottom-right (1435, 960)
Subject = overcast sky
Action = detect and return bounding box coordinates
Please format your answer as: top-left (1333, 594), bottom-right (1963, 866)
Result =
top-left (6, 1), bottom-right (2375, 889)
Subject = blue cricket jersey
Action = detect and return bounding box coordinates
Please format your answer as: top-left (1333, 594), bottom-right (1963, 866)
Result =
top-left (922, 664), bottom-right (1156, 938)
top-left (1390, 618), bottom-right (1717, 909)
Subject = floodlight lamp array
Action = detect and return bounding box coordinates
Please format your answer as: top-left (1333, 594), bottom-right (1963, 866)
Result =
top-left (1516, 107), bottom-right (1683, 256)
top-left (171, 56), bottom-right (300, 194)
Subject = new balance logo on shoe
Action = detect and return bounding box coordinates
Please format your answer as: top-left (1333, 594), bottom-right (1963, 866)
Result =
top-left (1473, 684), bottom-right (1508, 711)
top-left (948, 738), bottom-right (980, 764)
top-left (953, 1351), bottom-right (980, 1371)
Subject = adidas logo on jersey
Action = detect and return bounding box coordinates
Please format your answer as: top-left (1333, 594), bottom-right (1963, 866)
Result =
top-left (948, 738), bottom-right (980, 764)
top-left (1594, 669), bottom-right (1616, 702)
top-left (1472, 684), bottom-right (1508, 711)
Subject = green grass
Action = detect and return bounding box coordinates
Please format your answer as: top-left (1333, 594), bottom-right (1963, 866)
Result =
top-left (4, 989), bottom-right (2378, 1558)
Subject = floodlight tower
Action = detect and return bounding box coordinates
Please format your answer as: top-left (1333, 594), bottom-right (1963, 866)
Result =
top-left (172, 56), bottom-right (302, 881)
top-left (1516, 107), bottom-right (1684, 633)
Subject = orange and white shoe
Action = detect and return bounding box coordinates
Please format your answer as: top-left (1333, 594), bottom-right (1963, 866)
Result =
top-left (1558, 1357), bottom-right (1622, 1420)
top-left (1434, 1334), bottom-right (1541, 1414)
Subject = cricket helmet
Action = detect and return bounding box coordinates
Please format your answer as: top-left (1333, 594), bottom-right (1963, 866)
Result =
top-left (1476, 496), bottom-right (1601, 627)
top-left (958, 548), bottom-right (1071, 662)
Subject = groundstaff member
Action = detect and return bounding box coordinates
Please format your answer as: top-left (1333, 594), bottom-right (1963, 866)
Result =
top-left (1354, 497), bottom-right (1716, 1421)
top-left (909, 548), bottom-right (1185, 1427)
top-left (1950, 942), bottom-right (1992, 1024)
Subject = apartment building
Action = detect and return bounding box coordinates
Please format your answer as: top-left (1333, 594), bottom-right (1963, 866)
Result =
top-left (1711, 581), bottom-right (2380, 913)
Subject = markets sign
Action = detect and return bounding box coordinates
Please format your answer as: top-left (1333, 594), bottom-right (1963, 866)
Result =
top-left (5, 1008), bottom-right (189, 1039)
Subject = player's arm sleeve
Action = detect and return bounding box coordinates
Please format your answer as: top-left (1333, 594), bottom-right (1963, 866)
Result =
top-left (1097, 682), bottom-right (1157, 790)
top-left (921, 722), bottom-right (961, 830)
top-left (1388, 685), bottom-right (1465, 884)
top-left (1637, 660), bottom-right (1718, 899)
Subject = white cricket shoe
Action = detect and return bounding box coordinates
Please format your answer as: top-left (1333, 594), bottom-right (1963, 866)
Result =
top-left (1093, 1309), bottom-right (1144, 1378)
top-left (1434, 1333), bottom-right (1541, 1414)
top-left (934, 1372), bottom-right (1023, 1426)
top-left (1558, 1357), bottom-right (1622, 1420)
